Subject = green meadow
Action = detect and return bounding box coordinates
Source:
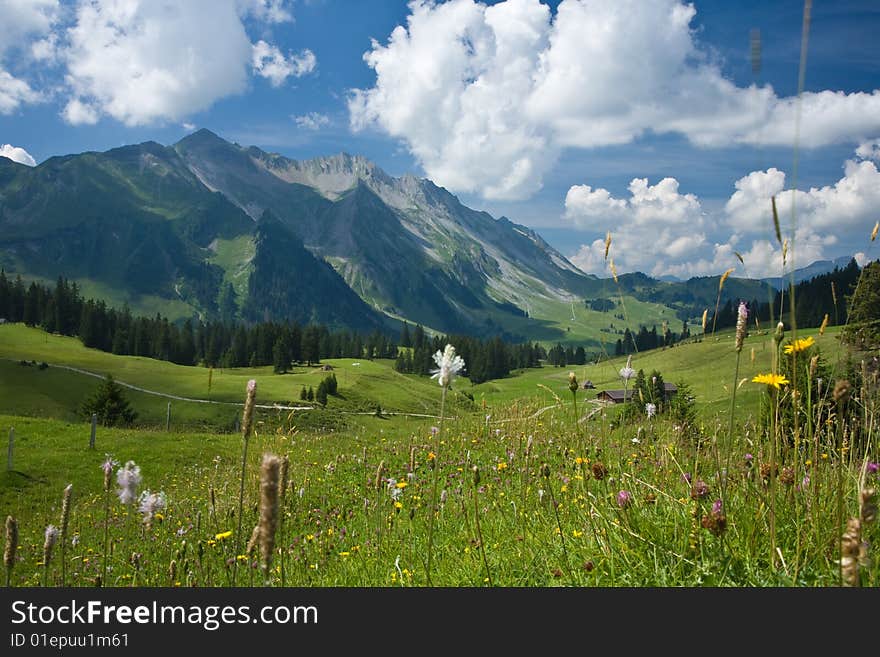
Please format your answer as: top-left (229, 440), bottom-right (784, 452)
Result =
top-left (0, 321), bottom-right (876, 587)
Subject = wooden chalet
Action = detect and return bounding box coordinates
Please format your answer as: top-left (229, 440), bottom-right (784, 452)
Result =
top-left (596, 382), bottom-right (678, 404)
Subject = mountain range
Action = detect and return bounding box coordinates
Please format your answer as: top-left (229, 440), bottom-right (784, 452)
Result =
top-left (0, 129), bottom-right (844, 345)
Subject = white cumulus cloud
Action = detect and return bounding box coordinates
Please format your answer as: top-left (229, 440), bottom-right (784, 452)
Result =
top-left (725, 155), bottom-right (880, 234)
top-left (62, 0), bottom-right (254, 126)
top-left (0, 0), bottom-right (59, 55)
top-left (0, 0), bottom-right (58, 113)
top-left (293, 112), bottom-right (330, 130)
top-left (238, 0), bottom-right (293, 24)
top-left (61, 97), bottom-right (99, 125)
top-left (252, 40), bottom-right (316, 87)
top-left (350, 0), bottom-right (880, 200)
top-left (565, 176), bottom-right (707, 276)
top-left (0, 143), bottom-right (37, 166)
top-left (567, 144), bottom-right (880, 280)
top-left (856, 139), bottom-right (880, 162)
top-left (0, 69), bottom-right (42, 113)
top-left (50, 0), bottom-right (311, 126)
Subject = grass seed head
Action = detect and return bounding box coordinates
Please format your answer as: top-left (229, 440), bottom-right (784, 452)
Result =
top-left (840, 518), bottom-right (862, 587)
top-left (258, 453), bottom-right (282, 571)
top-left (242, 379), bottom-right (257, 439)
top-left (4, 516), bottom-right (17, 572)
top-left (833, 379), bottom-right (852, 404)
top-left (861, 488), bottom-right (877, 525)
top-left (43, 524), bottom-right (59, 568)
top-left (375, 460), bottom-right (386, 491)
top-left (60, 484), bottom-right (72, 538)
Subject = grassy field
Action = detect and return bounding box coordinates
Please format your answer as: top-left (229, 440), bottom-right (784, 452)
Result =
top-left (0, 324), bottom-right (477, 432)
top-left (0, 321), bottom-right (847, 428)
top-left (0, 320), bottom-right (876, 587)
top-left (474, 325), bottom-right (847, 414)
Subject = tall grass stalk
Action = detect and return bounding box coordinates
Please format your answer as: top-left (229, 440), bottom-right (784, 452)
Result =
top-left (425, 344), bottom-right (464, 586)
top-left (59, 484), bottom-right (72, 586)
top-left (471, 466), bottom-right (492, 586)
top-left (4, 516), bottom-right (17, 587)
top-left (278, 455), bottom-right (289, 586)
top-left (542, 463), bottom-right (573, 584)
top-left (425, 389), bottom-right (445, 586)
top-left (234, 379), bottom-right (257, 585)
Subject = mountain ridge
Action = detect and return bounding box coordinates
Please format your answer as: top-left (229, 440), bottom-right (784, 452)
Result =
top-left (0, 129), bottom-right (794, 344)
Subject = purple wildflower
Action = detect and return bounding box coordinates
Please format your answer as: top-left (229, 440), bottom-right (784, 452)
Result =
top-left (617, 490), bottom-right (633, 509)
top-left (690, 479), bottom-right (709, 499)
top-left (711, 499), bottom-right (723, 516)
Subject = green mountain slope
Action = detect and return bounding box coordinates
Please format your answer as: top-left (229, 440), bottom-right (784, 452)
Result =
top-left (0, 129), bottom-right (780, 345)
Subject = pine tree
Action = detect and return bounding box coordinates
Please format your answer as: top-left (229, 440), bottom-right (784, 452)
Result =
top-left (844, 260), bottom-right (880, 349)
top-left (80, 374), bottom-right (137, 427)
top-left (272, 335), bottom-right (290, 374)
top-left (315, 380), bottom-right (328, 407)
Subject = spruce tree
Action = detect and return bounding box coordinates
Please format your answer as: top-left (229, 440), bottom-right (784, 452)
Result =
top-left (844, 260), bottom-right (880, 349)
top-left (315, 380), bottom-right (328, 407)
top-left (80, 375), bottom-right (137, 427)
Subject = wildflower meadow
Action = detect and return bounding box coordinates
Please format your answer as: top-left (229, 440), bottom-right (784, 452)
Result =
top-left (2, 310), bottom-right (877, 587)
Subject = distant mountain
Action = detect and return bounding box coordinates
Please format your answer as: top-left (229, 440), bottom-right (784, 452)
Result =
top-left (0, 129), bottom-right (799, 344)
top-left (0, 142), bottom-right (251, 310)
top-left (761, 256), bottom-right (856, 290)
top-left (0, 140), bottom-right (385, 332)
top-left (174, 129), bottom-right (594, 335)
top-left (613, 270), bottom-right (774, 321)
top-left (242, 211), bottom-right (384, 331)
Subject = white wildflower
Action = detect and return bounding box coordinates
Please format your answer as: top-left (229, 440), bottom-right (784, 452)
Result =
top-left (387, 478), bottom-right (402, 501)
top-left (116, 461), bottom-right (141, 505)
top-left (138, 490), bottom-right (167, 525)
top-left (619, 355), bottom-right (635, 381)
top-left (430, 344), bottom-right (465, 387)
top-left (645, 403), bottom-right (656, 418)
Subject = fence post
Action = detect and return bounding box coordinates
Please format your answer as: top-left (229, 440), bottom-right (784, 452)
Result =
top-left (6, 427), bottom-right (13, 471)
top-left (166, 402), bottom-right (172, 432)
top-left (89, 413), bottom-right (97, 449)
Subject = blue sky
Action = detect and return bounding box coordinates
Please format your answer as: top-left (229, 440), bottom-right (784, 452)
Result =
top-left (1, 0), bottom-right (879, 280)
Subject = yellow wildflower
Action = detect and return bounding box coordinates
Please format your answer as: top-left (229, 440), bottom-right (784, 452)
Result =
top-left (752, 373), bottom-right (790, 389)
top-left (215, 530), bottom-right (232, 541)
top-left (395, 481), bottom-right (407, 489)
top-left (497, 462), bottom-right (508, 471)
top-left (783, 336), bottom-right (815, 354)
